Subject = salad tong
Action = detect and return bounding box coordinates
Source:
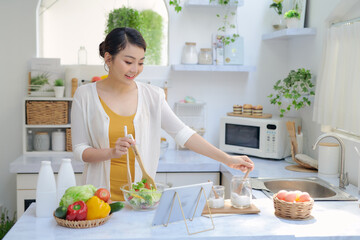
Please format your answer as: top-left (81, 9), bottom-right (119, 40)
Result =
top-left (126, 132), bottom-right (157, 190)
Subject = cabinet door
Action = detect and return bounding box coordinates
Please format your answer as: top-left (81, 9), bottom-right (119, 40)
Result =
top-left (166, 172), bottom-right (219, 187)
top-left (17, 190), bottom-right (36, 219)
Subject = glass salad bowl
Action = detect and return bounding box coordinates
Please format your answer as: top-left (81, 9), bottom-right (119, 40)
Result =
top-left (120, 182), bottom-right (168, 211)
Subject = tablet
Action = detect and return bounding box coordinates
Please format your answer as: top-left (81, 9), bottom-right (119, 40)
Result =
top-left (152, 182), bottom-right (213, 226)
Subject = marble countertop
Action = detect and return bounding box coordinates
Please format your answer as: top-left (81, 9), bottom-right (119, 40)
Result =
top-left (6, 150), bottom-right (360, 239)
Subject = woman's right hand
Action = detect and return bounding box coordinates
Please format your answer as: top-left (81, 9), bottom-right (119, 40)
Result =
top-left (111, 137), bottom-right (136, 158)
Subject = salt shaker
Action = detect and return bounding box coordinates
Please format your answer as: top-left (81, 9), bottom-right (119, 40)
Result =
top-left (230, 175), bottom-right (252, 209)
top-left (36, 161), bottom-right (57, 217)
top-left (57, 158), bottom-right (76, 204)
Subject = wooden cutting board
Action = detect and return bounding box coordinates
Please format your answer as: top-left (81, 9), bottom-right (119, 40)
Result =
top-left (227, 112), bottom-right (272, 119)
top-left (202, 199), bottom-right (260, 215)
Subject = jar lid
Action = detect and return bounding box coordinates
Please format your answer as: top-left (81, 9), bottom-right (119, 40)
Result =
top-left (36, 132), bottom-right (48, 135)
top-left (200, 48), bottom-right (212, 51)
top-left (185, 42), bottom-right (196, 45)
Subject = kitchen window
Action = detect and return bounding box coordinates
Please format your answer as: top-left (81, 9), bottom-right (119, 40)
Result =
top-left (313, 19), bottom-right (360, 138)
top-left (37, 0), bottom-right (168, 65)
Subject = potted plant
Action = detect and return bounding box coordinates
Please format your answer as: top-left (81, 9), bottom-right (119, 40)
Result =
top-left (0, 208), bottom-right (16, 239)
top-left (284, 9), bottom-right (301, 28)
top-left (53, 78), bottom-right (65, 98)
top-left (269, 0), bottom-right (285, 30)
top-left (268, 68), bottom-right (315, 117)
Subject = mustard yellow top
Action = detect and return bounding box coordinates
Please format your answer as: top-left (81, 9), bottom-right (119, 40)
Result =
top-left (99, 97), bottom-right (135, 201)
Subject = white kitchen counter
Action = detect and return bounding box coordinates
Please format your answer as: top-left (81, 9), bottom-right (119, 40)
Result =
top-left (6, 150), bottom-right (360, 239)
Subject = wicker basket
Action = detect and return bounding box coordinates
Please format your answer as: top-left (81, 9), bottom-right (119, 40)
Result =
top-left (66, 128), bottom-right (72, 152)
top-left (26, 101), bottom-right (68, 125)
top-left (54, 213), bottom-right (112, 229)
top-left (273, 196), bottom-right (314, 219)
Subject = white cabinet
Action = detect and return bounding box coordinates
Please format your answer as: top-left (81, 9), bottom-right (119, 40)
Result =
top-left (155, 172), bottom-right (220, 188)
top-left (24, 97), bottom-right (73, 156)
top-left (16, 173), bottom-right (82, 219)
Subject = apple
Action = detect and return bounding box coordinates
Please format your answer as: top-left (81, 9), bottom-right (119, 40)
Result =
top-left (92, 76), bottom-right (102, 82)
top-left (284, 191), bottom-right (298, 203)
top-left (276, 190), bottom-right (288, 200)
top-left (298, 192), bottom-right (311, 202)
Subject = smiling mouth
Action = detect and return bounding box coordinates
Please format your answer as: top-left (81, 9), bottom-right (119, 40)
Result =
top-left (125, 74), bottom-right (135, 78)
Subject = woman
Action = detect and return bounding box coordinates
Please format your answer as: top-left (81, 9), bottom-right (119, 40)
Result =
top-left (71, 27), bottom-right (254, 201)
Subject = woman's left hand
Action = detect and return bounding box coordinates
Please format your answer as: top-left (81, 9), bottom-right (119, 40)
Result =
top-left (225, 155), bottom-right (254, 172)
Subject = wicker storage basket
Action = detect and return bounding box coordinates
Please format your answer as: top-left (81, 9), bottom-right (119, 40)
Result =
top-left (66, 128), bottom-right (72, 151)
top-left (273, 196), bottom-right (314, 219)
top-left (54, 213), bottom-right (111, 229)
top-left (26, 101), bottom-right (68, 125)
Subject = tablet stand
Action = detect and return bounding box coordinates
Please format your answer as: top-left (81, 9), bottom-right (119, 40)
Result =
top-left (163, 187), bottom-right (215, 235)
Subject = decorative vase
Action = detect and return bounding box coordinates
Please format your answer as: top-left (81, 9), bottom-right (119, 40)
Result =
top-left (286, 18), bottom-right (300, 29)
top-left (54, 86), bottom-right (65, 98)
top-left (272, 14), bottom-right (286, 30)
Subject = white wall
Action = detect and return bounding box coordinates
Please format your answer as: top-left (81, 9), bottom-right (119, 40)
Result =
top-left (0, 0), bottom-right (38, 215)
top-left (1, 0), bottom-right (359, 214)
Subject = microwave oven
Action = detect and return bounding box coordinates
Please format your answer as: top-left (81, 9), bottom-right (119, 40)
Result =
top-left (219, 116), bottom-right (301, 160)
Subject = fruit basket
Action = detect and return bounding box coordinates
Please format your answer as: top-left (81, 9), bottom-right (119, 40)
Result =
top-left (53, 213), bottom-right (112, 229)
top-left (273, 196), bottom-right (314, 219)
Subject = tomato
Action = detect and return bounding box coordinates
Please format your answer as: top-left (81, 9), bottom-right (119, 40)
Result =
top-left (95, 188), bottom-right (110, 202)
top-left (145, 182), bottom-right (151, 189)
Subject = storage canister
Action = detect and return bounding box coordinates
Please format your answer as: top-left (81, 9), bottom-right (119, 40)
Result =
top-left (198, 48), bottom-right (213, 65)
top-left (52, 129), bottom-right (65, 151)
top-left (34, 132), bottom-right (50, 151)
top-left (181, 42), bottom-right (198, 64)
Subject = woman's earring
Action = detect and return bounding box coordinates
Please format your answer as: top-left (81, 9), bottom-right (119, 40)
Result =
top-left (104, 63), bottom-right (109, 72)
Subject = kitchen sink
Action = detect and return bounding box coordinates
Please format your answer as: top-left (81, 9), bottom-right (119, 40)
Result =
top-left (251, 177), bottom-right (357, 201)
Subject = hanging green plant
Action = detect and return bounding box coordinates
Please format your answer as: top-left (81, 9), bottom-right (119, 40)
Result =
top-left (268, 68), bottom-right (315, 117)
top-left (169, 0), bottom-right (239, 45)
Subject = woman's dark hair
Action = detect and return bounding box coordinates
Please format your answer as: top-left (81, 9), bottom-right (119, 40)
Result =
top-left (99, 27), bottom-right (146, 58)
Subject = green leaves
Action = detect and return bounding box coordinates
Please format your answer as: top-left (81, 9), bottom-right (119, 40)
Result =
top-left (105, 7), bottom-right (163, 65)
top-left (169, 0), bottom-right (182, 13)
top-left (268, 68), bottom-right (315, 117)
top-left (0, 209), bottom-right (16, 239)
top-left (284, 9), bottom-right (301, 19)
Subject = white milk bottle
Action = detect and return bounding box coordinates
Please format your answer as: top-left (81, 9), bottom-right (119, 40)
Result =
top-left (36, 161), bottom-right (57, 217)
top-left (57, 158), bottom-right (76, 204)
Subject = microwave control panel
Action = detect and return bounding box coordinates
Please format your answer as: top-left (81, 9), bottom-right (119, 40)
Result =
top-left (265, 124), bottom-right (277, 153)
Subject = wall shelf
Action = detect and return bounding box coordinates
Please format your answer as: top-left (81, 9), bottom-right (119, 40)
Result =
top-left (171, 64), bottom-right (256, 72)
top-left (26, 124), bottom-right (71, 128)
top-left (25, 97), bottom-right (73, 101)
top-left (185, 0), bottom-right (243, 7)
top-left (262, 28), bottom-right (317, 40)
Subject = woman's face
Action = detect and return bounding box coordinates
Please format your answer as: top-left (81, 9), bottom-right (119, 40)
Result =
top-left (107, 43), bottom-right (145, 83)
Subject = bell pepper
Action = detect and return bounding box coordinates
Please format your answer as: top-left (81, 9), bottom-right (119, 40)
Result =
top-left (66, 200), bottom-right (88, 221)
top-left (86, 196), bottom-right (111, 220)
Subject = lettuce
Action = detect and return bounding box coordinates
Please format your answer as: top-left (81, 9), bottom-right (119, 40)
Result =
top-left (59, 185), bottom-right (97, 208)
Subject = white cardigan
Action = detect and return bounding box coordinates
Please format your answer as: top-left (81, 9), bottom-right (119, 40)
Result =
top-left (71, 81), bottom-right (195, 189)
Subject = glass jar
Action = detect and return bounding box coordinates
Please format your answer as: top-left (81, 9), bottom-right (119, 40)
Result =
top-left (34, 132), bottom-right (50, 151)
top-left (230, 176), bottom-right (252, 209)
top-left (181, 42), bottom-right (198, 64)
top-left (198, 48), bottom-right (213, 65)
top-left (208, 185), bottom-right (225, 208)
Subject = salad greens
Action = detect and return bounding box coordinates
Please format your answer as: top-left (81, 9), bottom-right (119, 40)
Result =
top-left (126, 179), bottom-right (161, 209)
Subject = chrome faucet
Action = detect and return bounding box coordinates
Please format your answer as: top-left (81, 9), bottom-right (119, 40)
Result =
top-left (313, 133), bottom-right (349, 189)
